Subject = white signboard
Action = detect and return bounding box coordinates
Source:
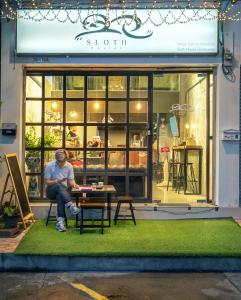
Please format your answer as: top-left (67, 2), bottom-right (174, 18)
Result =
top-left (17, 9), bottom-right (218, 55)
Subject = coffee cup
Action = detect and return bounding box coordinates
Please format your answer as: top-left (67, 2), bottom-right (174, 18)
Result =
top-left (98, 182), bottom-right (104, 187)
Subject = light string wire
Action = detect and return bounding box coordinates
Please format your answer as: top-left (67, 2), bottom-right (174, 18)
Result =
top-left (1, 0), bottom-right (241, 23)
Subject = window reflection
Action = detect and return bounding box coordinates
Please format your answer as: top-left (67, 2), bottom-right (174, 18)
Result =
top-left (87, 126), bottom-right (105, 148)
top-left (66, 76), bottom-right (84, 98)
top-left (130, 76), bottom-right (148, 98)
top-left (108, 126), bottom-right (126, 148)
top-left (25, 126), bottom-right (41, 148)
top-left (108, 101), bottom-right (126, 123)
top-left (45, 76), bottom-right (63, 98)
top-left (26, 101), bottom-right (42, 123)
top-left (129, 151), bottom-right (147, 171)
top-left (26, 175), bottom-right (41, 198)
top-left (129, 101), bottom-right (148, 123)
top-left (44, 126), bottom-right (63, 148)
top-left (87, 101), bottom-right (105, 123)
top-left (45, 100), bottom-right (63, 123)
top-left (25, 151), bottom-right (41, 173)
top-left (87, 76), bottom-right (106, 98)
top-left (108, 76), bottom-right (127, 98)
top-left (86, 151), bottom-right (105, 170)
top-left (66, 126), bottom-right (83, 148)
top-left (66, 101), bottom-right (84, 123)
top-left (108, 151), bottom-right (126, 170)
top-left (129, 127), bottom-right (147, 148)
top-left (26, 76), bottom-right (42, 98)
top-left (68, 151), bottom-right (84, 171)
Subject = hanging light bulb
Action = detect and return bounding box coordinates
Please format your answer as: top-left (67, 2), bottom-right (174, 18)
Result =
top-left (94, 102), bottom-right (100, 109)
top-left (51, 101), bottom-right (58, 109)
top-left (69, 111), bottom-right (77, 118)
top-left (136, 102), bottom-right (142, 111)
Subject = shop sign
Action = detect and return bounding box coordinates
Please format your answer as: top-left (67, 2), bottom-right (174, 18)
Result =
top-left (16, 9), bottom-right (218, 55)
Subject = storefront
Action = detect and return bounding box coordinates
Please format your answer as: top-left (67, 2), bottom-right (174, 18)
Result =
top-left (0, 7), bottom-right (240, 209)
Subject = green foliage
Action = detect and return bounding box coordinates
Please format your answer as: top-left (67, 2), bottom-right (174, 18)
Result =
top-left (44, 130), bottom-right (57, 147)
top-left (25, 126), bottom-right (41, 148)
top-left (3, 202), bottom-right (19, 217)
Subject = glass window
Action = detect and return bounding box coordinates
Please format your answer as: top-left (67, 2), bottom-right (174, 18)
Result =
top-left (108, 126), bottom-right (126, 148)
top-left (25, 150), bottom-right (41, 173)
top-left (44, 150), bottom-right (56, 166)
top-left (66, 101), bottom-right (84, 123)
top-left (45, 76), bottom-right (63, 98)
top-left (86, 151), bottom-right (105, 170)
top-left (129, 176), bottom-right (147, 198)
top-left (130, 76), bottom-right (148, 98)
top-left (129, 126), bottom-right (147, 148)
top-left (44, 126), bottom-right (63, 148)
top-left (65, 126), bottom-right (84, 148)
top-left (108, 101), bottom-right (126, 123)
top-left (87, 101), bottom-right (105, 123)
top-left (45, 100), bottom-right (63, 123)
top-left (108, 76), bottom-right (127, 98)
top-left (26, 76), bottom-right (42, 98)
top-left (87, 126), bottom-right (105, 148)
top-left (129, 101), bottom-right (148, 123)
top-left (86, 175), bottom-right (105, 185)
top-left (26, 101), bottom-right (42, 123)
top-left (153, 74), bottom-right (179, 91)
top-left (66, 76), bottom-right (84, 98)
top-left (87, 76), bottom-right (106, 98)
top-left (108, 176), bottom-right (126, 195)
top-left (108, 151), bottom-right (126, 170)
top-left (25, 126), bottom-right (41, 148)
top-left (68, 150), bottom-right (84, 171)
top-left (26, 175), bottom-right (41, 198)
top-left (129, 151), bottom-right (147, 171)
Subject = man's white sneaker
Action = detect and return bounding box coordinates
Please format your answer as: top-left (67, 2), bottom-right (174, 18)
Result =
top-left (56, 217), bottom-right (66, 232)
top-left (69, 204), bottom-right (80, 215)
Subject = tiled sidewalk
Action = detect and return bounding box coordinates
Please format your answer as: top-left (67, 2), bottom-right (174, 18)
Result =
top-left (0, 226), bottom-right (31, 253)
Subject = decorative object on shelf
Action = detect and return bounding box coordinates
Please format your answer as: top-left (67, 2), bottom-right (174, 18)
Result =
top-left (169, 104), bottom-right (193, 117)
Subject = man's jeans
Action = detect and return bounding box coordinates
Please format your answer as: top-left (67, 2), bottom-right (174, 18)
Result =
top-left (46, 184), bottom-right (71, 218)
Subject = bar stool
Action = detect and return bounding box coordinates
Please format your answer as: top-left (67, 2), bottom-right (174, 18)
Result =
top-left (45, 199), bottom-right (68, 227)
top-left (79, 202), bottom-right (105, 234)
top-left (114, 196), bottom-right (136, 225)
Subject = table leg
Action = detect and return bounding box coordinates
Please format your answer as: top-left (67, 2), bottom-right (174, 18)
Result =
top-left (107, 193), bottom-right (111, 227)
top-left (75, 195), bottom-right (79, 228)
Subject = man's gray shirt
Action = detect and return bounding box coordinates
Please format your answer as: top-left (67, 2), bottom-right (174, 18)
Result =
top-left (44, 161), bottom-right (74, 187)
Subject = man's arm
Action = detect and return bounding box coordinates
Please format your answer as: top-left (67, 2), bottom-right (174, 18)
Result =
top-left (68, 179), bottom-right (79, 188)
top-left (67, 164), bottom-right (79, 188)
top-left (45, 178), bottom-right (66, 186)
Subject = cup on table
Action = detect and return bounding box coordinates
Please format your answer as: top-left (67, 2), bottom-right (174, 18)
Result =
top-left (91, 182), bottom-right (97, 189)
top-left (98, 182), bottom-right (104, 187)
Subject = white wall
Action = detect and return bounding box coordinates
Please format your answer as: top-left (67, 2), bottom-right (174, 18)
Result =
top-left (1, 20), bottom-right (240, 207)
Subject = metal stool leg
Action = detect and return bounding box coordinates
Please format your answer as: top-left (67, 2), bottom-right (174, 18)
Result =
top-left (46, 201), bottom-right (53, 226)
top-left (80, 207), bottom-right (84, 234)
top-left (114, 201), bottom-right (121, 225)
top-left (129, 201), bottom-right (136, 225)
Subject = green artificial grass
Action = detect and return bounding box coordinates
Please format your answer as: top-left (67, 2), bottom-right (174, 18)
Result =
top-left (15, 219), bottom-right (241, 257)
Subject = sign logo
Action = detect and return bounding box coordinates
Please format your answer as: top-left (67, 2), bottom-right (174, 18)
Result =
top-left (75, 14), bottom-right (153, 41)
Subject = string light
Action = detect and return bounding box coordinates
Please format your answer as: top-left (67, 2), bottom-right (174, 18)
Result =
top-left (1, 0), bottom-right (241, 23)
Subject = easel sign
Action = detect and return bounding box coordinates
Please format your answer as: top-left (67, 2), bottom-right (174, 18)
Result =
top-left (3, 153), bottom-right (34, 228)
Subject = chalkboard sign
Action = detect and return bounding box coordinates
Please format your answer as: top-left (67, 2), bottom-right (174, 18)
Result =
top-left (5, 154), bottom-right (34, 227)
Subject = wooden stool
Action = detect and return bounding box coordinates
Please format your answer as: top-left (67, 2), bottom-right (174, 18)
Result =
top-left (45, 199), bottom-right (68, 227)
top-left (114, 196), bottom-right (136, 225)
top-left (79, 202), bottom-right (105, 234)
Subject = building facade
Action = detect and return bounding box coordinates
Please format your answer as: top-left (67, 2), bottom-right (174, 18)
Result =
top-left (0, 14), bottom-right (240, 211)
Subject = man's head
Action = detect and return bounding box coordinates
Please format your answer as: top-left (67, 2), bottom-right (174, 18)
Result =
top-left (55, 149), bottom-right (68, 166)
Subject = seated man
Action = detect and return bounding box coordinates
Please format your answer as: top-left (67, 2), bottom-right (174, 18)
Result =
top-left (44, 149), bottom-right (80, 232)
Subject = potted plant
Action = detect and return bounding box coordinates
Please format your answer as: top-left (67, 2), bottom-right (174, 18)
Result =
top-left (3, 202), bottom-right (19, 229)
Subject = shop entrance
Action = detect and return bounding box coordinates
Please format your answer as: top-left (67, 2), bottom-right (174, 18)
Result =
top-left (151, 72), bottom-right (213, 205)
top-left (24, 69), bottom-right (212, 204)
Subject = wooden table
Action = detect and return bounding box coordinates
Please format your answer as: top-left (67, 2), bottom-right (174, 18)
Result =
top-left (71, 185), bottom-right (116, 227)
